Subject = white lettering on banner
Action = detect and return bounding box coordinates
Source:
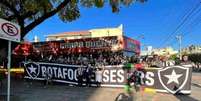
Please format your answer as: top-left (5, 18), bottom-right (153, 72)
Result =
top-left (102, 69), bottom-right (125, 83)
top-left (103, 70), bottom-right (109, 82)
top-left (110, 70), bottom-right (116, 83)
top-left (117, 70), bottom-right (124, 83)
top-left (74, 70), bottom-right (78, 81)
top-left (47, 67), bottom-right (53, 75)
top-left (39, 65), bottom-right (78, 81)
top-left (63, 68), bottom-right (68, 79)
top-left (41, 66), bottom-right (46, 77)
top-left (58, 68), bottom-right (63, 79)
top-left (146, 72), bottom-right (154, 86)
top-left (137, 71), bottom-right (155, 86)
top-left (53, 67), bottom-right (57, 78)
top-left (68, 69), bottom-right (74, 80)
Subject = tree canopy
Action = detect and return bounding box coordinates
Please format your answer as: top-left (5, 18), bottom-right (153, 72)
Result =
top-left (0, 0), bottom-right (147, 39)
top-left (188, 53), bottom-right (201, 64)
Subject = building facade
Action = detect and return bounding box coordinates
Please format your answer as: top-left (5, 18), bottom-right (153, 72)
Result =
top-left (30, 25), bottom-right (140, 57)
top-left (46, 25), bottom-right (123, 41)
top-left (141, 46), bottom-right (178, 57)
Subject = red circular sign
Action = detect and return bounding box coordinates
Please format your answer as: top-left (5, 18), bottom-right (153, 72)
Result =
top-left (1, 23), bottom-right (19, 36)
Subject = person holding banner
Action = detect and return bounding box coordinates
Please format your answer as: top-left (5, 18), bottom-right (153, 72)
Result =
top-left (85, 64), bottom-right (93, 87)
top-left (180, 55), bottom-right (191, 65)
top-left (77, 65), bottom-right (84, 87)
top-left (44, 70), bottom-right (52, 87)
top-left (95, 66), bottom-right (105, 87)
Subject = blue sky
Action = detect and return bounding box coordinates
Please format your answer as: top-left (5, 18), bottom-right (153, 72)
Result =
top-left (25, 0), bottom-right (201, 50)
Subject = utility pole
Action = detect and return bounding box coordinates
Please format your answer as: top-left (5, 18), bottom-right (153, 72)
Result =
top-left (176, 35), bottom-right (182, 60)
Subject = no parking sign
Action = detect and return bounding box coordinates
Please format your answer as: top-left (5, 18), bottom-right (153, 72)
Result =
top-left (0, 19), bottom-right (20, 42)
top-left (0, 18), bottom-right (21, 101)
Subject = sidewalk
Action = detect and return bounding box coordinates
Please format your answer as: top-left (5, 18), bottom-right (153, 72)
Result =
top-left (192, 72), bottom-right (201, 87)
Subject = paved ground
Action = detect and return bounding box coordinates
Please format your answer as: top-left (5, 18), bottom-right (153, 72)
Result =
top-left (0, 72), bottom-right (201, 101)
top-left (191, 72), bottom-right (201, 86)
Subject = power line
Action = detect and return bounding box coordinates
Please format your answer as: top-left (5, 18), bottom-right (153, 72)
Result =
top-left (182, 7), bottom-right (201, 37)
top-left (160, 1), bottom-right (201, 47)
top-left (162, 2), bottom-right (201, 47)
top-left (168, 6), bottom-right (201, 47)
top-left (169, 19), bottom-right (201, 48)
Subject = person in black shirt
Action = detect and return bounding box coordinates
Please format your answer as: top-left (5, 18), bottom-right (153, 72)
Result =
top-left (77, 65), bottom-right (84, 87)
top-left (85, 64), bottom-right (93, 87)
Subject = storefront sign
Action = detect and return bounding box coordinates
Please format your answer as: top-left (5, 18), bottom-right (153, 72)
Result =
top-left (60, 36), bottom-right (118, 49)
top-left (123, 36), bottom-right (140, 54)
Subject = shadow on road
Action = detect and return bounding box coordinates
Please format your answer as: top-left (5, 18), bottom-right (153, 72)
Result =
top-left (1, 78), bottom-right (104, 101)
top-left (1, 77), bottom-right (134, 101)
top-left (175, 94), bottom-right (200, 101)
top-left (115, 93), bottom-right (134, 101)
top-left (0, 95), bottom-right (21, 101)
top-left (192, 83), bottom-right (201, 88)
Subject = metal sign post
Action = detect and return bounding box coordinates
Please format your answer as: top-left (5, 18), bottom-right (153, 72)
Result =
top-left (7, 41), bottom-right (11, 101)
top-left (0, 18), bottom-right (20, 101)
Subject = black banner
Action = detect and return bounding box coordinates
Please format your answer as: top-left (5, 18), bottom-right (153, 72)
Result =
top-left (24, 62), bottom-right (78, 84)
top-left (23, 62), bottom-right (126, 86)
top-left (135, 65), bottom-right (192, 94)
top-left (23, 62), bottom-right (192, 94)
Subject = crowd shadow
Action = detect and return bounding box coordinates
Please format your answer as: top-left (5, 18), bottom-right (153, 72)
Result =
top-left (115, 91), bottom-right (201, 101)
top-left (0, 78), bottom-right (107, 101)
top-left (115, 86), bottom-right (142, 101)
top-left (175, 93), bottom-right (200, 101)
top-left (192, 83), bottom-right (201, 88)
top-left (115, 92), bottom-right (134, 101)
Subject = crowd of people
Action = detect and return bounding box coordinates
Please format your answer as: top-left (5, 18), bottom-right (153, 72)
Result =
top-left (140, 54), bottom-right (193, 68)
top-left (24, 51), bottom-right (132, 66)
top-left (140, 55), bottom-right (175, 68)
top-left (10, 50), bottom-right (194, 70)
top-left (20, 51), bottom-right (138, 87)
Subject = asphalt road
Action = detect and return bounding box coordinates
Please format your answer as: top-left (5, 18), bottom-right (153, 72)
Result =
top-left (0, 72), bottom-right (201, 101)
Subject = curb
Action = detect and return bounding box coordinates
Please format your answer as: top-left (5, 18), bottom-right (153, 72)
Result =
top-left (192, 82), bottom-right (201, 88)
